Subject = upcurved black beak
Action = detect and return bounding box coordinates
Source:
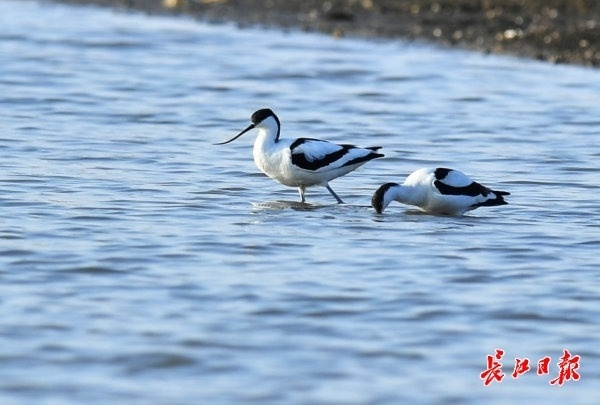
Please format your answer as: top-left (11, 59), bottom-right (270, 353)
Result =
top-left (214, 123), bottom-right (255, 145)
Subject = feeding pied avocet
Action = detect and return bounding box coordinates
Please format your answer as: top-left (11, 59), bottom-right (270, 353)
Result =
top-left (372, 167), bottom-right (510, 215)
top-left (215, 108), bottom-right (384, 203)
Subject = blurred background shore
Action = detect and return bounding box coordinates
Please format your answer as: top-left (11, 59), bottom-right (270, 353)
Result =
top-left (53, 0), bottom-right (600, 67)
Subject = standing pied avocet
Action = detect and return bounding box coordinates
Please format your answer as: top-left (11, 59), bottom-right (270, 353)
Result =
top-left (372, 167), bottom-right (510, 215)
top-left (215, 108), bottom-right (384, 203)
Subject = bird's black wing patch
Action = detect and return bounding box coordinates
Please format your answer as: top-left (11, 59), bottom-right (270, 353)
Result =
top-left (290, 139), bottom-right (383, 171)
top-left (344, 152), bottom-right (384, 167)
top-left (290, 138), bottom-right (349, 170)
top-left (470, 190), bottom-right (509, 209)
top-left (434, 180), bottom-right (489, 197)
top-left (434, 168), bottom-right (452, 180)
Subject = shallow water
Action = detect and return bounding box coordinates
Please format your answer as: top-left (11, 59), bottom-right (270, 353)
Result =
top-left (1, 1), bottom-right (599, 403)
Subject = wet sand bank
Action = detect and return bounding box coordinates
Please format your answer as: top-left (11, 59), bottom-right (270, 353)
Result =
top-left (53, 0), bottom-right (600, 67)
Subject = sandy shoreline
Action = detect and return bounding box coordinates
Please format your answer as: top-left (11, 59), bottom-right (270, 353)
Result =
top-left (53, 0), bottom-right (600, 67)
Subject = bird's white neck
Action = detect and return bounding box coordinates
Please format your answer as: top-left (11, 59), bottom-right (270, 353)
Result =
top-left (252, 117), bottom-right (283, 178)
top-left (388, 184), bottom-right (424, 207)
top-left (254, 116), bottom-right (280, 147)
top-left (253, 117), bottom-right (280, 165)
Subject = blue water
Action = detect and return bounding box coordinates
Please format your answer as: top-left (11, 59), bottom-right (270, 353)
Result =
top-left (1, 1), bottom-right (599, 403)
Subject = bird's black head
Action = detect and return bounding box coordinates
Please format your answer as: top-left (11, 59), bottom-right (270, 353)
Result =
top-left (251, 108), bottom-right (277, 125)
top-left (372, 182), bottom-right (399, 214)
top-left (214, 108), bottom-right (280, 145)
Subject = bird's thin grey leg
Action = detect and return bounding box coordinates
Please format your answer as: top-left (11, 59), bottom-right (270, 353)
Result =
top-left (325, 184), bottom-right (344, 204)
top-left (298, 186), bottom-right (306, 203)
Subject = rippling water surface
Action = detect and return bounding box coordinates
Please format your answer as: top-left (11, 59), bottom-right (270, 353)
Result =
top-left (1, 1), bottom-right (599, 403)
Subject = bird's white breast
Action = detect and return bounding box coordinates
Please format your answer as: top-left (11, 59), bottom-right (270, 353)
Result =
top-left (252, 134), bottom-right (297, 186)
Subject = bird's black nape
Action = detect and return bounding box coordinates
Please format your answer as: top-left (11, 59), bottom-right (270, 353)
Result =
top-left (251, 108), bottom-right (277, 125)
top-left (214, 108), bottom-right (281, 145)
top-left (251, 108), bottom-right (281, 141)
top-left (372, 182), bottom-right (398, 214)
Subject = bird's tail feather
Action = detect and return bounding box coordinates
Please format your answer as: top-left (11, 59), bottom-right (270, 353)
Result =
top-left (471, 190), bottom-right (509, 209)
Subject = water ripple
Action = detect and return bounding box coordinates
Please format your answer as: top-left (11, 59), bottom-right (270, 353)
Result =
top-left (0, 1), bottom-right (598, 404)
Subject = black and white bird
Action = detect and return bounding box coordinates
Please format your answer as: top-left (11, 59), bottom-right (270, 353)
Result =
top-left (371, 167), bottom-right (510, 215)
top-left (215, 108), bottom-right (384, 203)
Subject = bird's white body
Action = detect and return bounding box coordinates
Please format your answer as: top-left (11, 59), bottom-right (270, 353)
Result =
top-left (372, 167), bottom-right (509, 215)
top-left (252, 118), bottom-right (376, 187)
top-left (218, 109), bottom-right (383, 203)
